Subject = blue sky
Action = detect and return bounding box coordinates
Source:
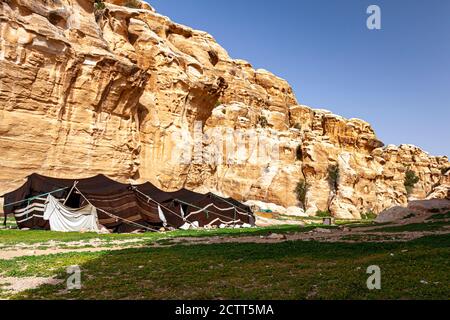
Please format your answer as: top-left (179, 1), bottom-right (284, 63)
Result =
top-left (147, 0), bottom-right (450, 157)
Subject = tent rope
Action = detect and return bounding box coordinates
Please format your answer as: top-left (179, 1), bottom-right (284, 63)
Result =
top-left (133, 187), bottom-right (242, 226)
top-left (2, 187), bottom-right (69, 208)
top-left (173, 198), bottom-right (242, 225)
top-left (133, 187), bottom-right (187, 222)
top-left (74, 186), bottom-right (161, 233)
top-left (209, 193), bottom-right (252, 215)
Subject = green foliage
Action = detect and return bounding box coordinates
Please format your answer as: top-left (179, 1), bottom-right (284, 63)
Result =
top-left (214, 100), bottom-right (223, 108)
top-left (293, 123), bottom-right (302, 130)
top-left (94, 0), bottom-right (106, 11)
top-left (360, 211), bottom-right (377, 220)
top-left (427, 212), bottom-right (450, 221)
top-left (124, 0), bottom-right (141, 9)
top-left (294, 180), bottom-right (309, 209)
top-left (327, 164), bottom-right (340, 191)
top-left (316, 210), bottom-right (332, 218)
top-left (258, 116), bottom-right (268, 128)
top-left (404, 169), bottom-right (420, 195)
top-left (295, 145), bottom-right (303, 161)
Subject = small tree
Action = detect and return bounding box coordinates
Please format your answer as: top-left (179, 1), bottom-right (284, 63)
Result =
top-left (326, 164), bottom-right (340, 212)
top-left (404, 169), bottom-right (419, 195)
top-left (258, 116), bottom-right (268, 128)
top-left (327, 164), bottom-right (340, 192)
top-left (316, 210), bottom-right (332, 218)
top-left (124, 0), bottom-right (141, 8)
top-left (94, 0), bottom-right (106, 11)
top-left (295, 180), bottom-right (309, 210)
top-left (296, 145), bottom-right (303, 161)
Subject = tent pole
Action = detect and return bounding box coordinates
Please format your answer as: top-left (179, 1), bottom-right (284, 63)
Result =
top-left (2, 198), bottom-right (6, 227)
top-left (74, 186), bottom-right (160, 233)
top-left (63, 181), bottom-right (78, 206)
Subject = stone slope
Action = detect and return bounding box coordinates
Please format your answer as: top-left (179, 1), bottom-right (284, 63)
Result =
top-left (0, 0), bottom-right (448, 218)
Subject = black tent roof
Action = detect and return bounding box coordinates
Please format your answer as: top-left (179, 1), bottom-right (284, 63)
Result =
top-left (3, 174), bottom-right (255, 231)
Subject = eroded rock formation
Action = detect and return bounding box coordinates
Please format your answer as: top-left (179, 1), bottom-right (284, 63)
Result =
top-left (0, 0), bottom-right (449, 218)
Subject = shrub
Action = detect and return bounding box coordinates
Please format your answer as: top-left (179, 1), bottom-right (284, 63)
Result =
top-left (94, 0), bottom-right (106, 11)
top-left (316, 210), bottom-right (332, 218)
top-left (404, 169), bottom-right (419, 195)
top-left (327, 164), bottom-right (340, 192)
top-left (258, 116), bottom-right (268, 128)
top-left (361, 211), bottom-right (377, 220)
top-left (294, 180), bottom-right (308, 209)
top-left (293, 123), bottom-right (302, 130)
top-left (295, 145), bottom-right (303, 161)
top-left (124, 0), bottom-right (141, 9)
top-left (214, 100), bottom-right (223, 108)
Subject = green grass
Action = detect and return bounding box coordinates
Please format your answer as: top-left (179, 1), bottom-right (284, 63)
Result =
top-left (427, 211), bottom-right (450, 221)
top-left (2, 216), bottom-right (17, 228)
top-left (4, 235), bottom-right (449, 300)
top-left (316, 210), bottom-right (332, 218)
top-left (374, 221), bottom-right (450, 233)
top-left (360, 212), bottom-right (377, 220)
top-left (0, 225), bottom-right (306, 246)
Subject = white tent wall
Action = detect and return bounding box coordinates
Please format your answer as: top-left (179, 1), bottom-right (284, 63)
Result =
top-left (43, 195), bottom-right (101, 232)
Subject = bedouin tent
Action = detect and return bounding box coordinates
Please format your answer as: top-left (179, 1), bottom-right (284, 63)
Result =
top-left (2, 174), bottom-right (255, 232)
top-left (134, 183), bottom-right (255, 228)
top-left (2, 174), bottom-right (163, 233)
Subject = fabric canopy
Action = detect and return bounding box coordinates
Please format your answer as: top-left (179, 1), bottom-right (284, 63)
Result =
top-left (134, 185), bottom-right (255, 228)
top-left (2, 174), bottom-right (163, 232)
top-left (44, 195), bottom-right (100, 232)
top-left (2, 173), bottom-right (255, 232)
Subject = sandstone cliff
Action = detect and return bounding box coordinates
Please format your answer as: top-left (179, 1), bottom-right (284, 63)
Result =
top-left (0, 0), bottom-right (448, 218)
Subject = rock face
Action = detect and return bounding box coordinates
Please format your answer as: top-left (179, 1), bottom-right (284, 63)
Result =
top-left (375, 199), bottom-right (450, 223)
top-left (0, 0), bottom-right (449, 218)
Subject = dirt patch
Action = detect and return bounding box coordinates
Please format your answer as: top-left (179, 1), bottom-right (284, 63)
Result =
top-left (0, 276), bottom-right (62, 296)
top-left (0, 244), bottom-right (146, 260)
top-left (149, 230), bottom-right (450, 247)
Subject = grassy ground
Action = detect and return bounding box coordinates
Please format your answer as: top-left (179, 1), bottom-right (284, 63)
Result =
top-left (426, 211), bottom-right (450, 221)
top-left (0, 225), bottom-right (309, 247)
top-left (1, 235), bottom-right (448, 300)
top-left (374, 221), bottom-right (449, 233)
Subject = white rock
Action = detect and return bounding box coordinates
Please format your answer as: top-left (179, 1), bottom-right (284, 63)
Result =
top-left (179, 223), bottom-right (191, 230)
top-left (286, 206), bottom-right (307, 217)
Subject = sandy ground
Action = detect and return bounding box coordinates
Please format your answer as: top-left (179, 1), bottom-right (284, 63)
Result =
top-left (0, 276), bottom-right (62, 296)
